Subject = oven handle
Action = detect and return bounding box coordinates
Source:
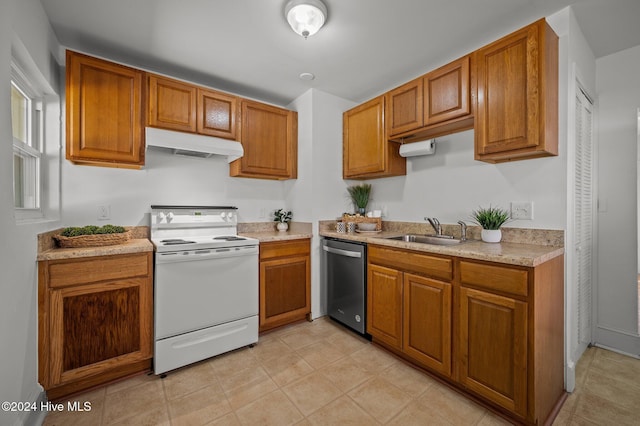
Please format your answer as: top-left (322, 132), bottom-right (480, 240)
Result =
top-left (156, 246), bottom-right (258, 264)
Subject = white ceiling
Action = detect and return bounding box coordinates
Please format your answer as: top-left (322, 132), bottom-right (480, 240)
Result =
top-left (40, 0), bottom-right (640, 106)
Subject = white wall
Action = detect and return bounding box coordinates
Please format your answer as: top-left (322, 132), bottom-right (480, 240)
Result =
top-left (0, 1), bottom-right (62, 425)
top-left (364, 129), bottom-right (566, 228)
top-left (595, 44), bottom-right (640, 355)
top-left (61, 152), bottom-right (286, 226)
top-left (286, 89), bottom-right (356, 318)
top-left (547, 6), bottom-right (597, 392)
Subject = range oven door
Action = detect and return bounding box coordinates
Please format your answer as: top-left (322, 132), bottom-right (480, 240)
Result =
top-left (154, 245), bottom-right (259, 340)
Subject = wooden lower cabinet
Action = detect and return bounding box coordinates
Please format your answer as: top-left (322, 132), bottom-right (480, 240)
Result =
top-left (367, 246), bottom-right (453, 377)
top-left (367, 244), bottom-right (565, 425)
top-left (259, 239), bottom-right (311, 332)
top-left (367, 264), bottom-right (403, 349)
top-left (459, 286), bottom-right (528, 417)
top-left (38, 252), bottom-right (153, 400)
top-left (403, 273), bottom-right (452, 377)
top-left (457, 256), bottom-right (565, 425)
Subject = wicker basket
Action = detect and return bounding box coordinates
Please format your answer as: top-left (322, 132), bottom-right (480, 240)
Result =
top-left (54, 230), bottom-right (131, 248)
top-left (340, 214), bottom-right (382, 231)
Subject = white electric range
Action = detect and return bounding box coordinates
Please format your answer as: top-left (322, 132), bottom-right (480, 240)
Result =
top-left (150, 205), bottom-right (259, 375)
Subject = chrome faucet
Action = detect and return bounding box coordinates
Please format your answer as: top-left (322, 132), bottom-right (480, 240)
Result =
top-left (457, 220), bottom-right (467, 241)
top-left (425, 217), bottom-right (442, 235)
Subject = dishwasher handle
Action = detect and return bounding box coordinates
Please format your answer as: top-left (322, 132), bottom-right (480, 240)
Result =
top-left (322, 245), bottom-right (362, 258)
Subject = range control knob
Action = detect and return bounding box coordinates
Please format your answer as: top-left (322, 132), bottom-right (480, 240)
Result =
top-left (166, 212), bottom-right (174, 221)
top-left (227, 212), bottom-right (234, 221)
top-left (157, 212), bottom-right (166, 222)
top-left (220, 212), bottom-right (227, 219)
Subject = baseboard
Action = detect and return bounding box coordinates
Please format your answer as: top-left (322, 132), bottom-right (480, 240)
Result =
top-left (594, 342), bottom-right (640, 359)
top-left (565, 360), bottom-right (576, 393)
top-left (21, 390), bottom-right (47, 426)
top-left (594, 325), bottom-right (640, 357)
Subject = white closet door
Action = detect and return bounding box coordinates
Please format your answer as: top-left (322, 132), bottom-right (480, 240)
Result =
top-left (575, 87), bottom-right (594, 345)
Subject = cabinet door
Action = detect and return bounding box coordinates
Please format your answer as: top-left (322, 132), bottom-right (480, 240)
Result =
top-left (66, 51), bottom-right (144, 167)
top-left (475, 19), bottom-right (558, 162)
top-left (230, 100), bottom-right (297, 180)
top-left (367, 264), bottom-right (403, 349)
top-left (459, 287), bottom-right (527, 417)
top-left (48, 278), bottom-right (152, 387)
top-left (148, 75), bottom-right (197, 132)
top-left (197, 88), bottom-right (238, 139)
top-left (403, 273), bottom-right (452, 377)
top-left (343, 96), bottom-right (405, 179)
top-left (387, 78), bottom-right (423, 136)
top-left (424, 56), bottom-right (471, 126)
top-left (260, 255), bottom-right (310, 331)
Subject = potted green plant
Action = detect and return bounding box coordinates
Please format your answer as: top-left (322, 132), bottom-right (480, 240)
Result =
top-left (347, 183), bottom-right (372, 215)
top-left (471, 205), bottom-right (510, 243)
top-left (274, 208), bottom-right (292, 232)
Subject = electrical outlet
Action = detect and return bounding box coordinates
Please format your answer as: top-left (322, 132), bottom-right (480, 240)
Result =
top-left (97, 205), bottom-right (111, 221)
top-left (511, 202), bottom-right (533, 220)
top-left (259, 207), bottom-right (266, 219)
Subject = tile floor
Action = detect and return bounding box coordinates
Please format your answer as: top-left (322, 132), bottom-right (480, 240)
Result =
top-left (42, 317), bottom-right (640, 426)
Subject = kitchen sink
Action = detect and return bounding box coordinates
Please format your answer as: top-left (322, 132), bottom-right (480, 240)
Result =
top-left (383, 234), bottom-right (466, 246)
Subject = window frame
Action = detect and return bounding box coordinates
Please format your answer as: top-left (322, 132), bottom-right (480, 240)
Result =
top-left (11, 61), bottom-right (44, 221)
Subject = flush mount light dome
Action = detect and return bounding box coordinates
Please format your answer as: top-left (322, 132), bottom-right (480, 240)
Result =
top-left (285, 0), bottom-right (328, 39)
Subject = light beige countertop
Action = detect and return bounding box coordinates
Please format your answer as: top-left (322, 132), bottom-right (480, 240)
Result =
top-left (37, 226), bottom-right (152, 261)
top-left (319, 221), bottom-right (564, 267)
top-left (238, 221), bottom-right (312, 243)
top-left (37, 238), bottom-right (153, 261)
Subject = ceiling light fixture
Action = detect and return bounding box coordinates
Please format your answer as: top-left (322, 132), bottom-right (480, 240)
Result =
top-left (284, 0), bottom-right (328, 39)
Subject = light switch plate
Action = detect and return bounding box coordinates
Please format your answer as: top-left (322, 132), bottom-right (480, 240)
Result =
top-left (97, 205), bottom-right (111, 220)
top-left (511, 202), bottom-right (533, 220)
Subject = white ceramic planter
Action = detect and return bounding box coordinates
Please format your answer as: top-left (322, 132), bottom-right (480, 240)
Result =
top-left (481, 229), bottom-right (502, 243)
top-left (277, 222), bottom-right (289, 232)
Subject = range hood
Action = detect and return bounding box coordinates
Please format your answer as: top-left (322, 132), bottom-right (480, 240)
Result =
top-left (145, 127), bottom-right (243, 163)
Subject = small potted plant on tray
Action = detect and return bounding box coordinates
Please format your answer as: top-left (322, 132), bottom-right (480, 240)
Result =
top-left (471, 205), bottom-right (510, 243)
top-left (274, 208), bottom-right (292, 232)
top-left (347, 183), bottom-right (371, 215)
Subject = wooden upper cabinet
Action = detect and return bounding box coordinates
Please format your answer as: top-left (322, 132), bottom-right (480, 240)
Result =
top-left (230, 100), bottom-right (297, 180)
top-left (147, 75), bottom-right (197, 133)
top-left (197, 88), bottom-right (238, 139)
top-left (343, 96), bottom-right (406, 179)
top-left (475, 19), bottom-right (558, 163)
top-left (147, 75), bottom-right (239, 139)
top-left (66, 51), bottom-right (145, 168)
top-left (424, 56), bottom-right (471, 126)
top-left (386, 78), bottom-right (423, 136)
top-left (386, 55), bottom-right (473, 142)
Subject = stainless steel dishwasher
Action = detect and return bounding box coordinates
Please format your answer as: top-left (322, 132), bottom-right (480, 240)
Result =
top-left (322, 238), bottom-right (367, 335)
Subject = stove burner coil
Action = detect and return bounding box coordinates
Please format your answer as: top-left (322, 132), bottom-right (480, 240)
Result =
top-left (161, 239), bottom-right (197, 245)
top-left (213, 236), bottom-right (246, 241)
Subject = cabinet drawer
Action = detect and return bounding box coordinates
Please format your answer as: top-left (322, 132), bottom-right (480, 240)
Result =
top-left (369, 245), bottom-right (452, 281)
top-left (260, 239), bottom-right (310, 260)
top-left (459, 261), bottom-right (528, 297)
top-left (47, 253), bottom-right (151, 288)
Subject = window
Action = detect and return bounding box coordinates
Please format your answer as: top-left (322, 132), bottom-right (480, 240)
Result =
top-left (11, 64), bottom-right (43, 217)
